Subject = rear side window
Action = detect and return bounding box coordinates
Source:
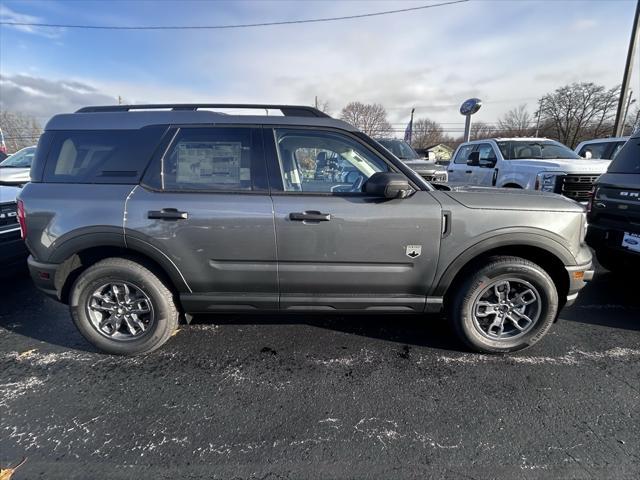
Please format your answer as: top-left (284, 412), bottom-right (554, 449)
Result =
top-left (43, 127), bottom-right (167, 183)
top-left (156, 127), bottom-right (266, 192)
top-left (608, 138), bottom-right (639, 174)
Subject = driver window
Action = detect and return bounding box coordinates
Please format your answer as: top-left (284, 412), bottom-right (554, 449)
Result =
top-left (274, 129), bottom-right (389, 193)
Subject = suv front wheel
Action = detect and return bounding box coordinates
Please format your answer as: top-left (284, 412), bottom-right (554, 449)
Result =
top-left (449, 256), bottom-right (558, 353)
top-left (69, 257), bottom-right (179, 355)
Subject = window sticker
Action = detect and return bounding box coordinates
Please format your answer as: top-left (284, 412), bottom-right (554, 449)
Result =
top-left (176, 142), bottom-right (242, 185)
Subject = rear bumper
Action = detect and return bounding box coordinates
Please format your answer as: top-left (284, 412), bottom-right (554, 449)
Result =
top-left (564, 262), bottom-right (594, 307)
top-left (27, 256), bottom-right (61, 300)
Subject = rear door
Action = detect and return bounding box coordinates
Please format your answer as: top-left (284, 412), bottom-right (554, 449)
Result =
top-left (266, 127), bottom-right (443, 312)
top-left (125, 125), bottom-right (278, 311)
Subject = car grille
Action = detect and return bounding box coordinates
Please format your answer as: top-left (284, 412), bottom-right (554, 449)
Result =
top-left (559, 175), bottom-right (599, 201)
top-left (0, 202), bottom-right (19, 231)
top-left (420, 172), bottom-right (448, 183)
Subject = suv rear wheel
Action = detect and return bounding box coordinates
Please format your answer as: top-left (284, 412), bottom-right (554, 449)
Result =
top-left (69, 258), bottom-right (179, 355)
top-left (449, 256), bottom-right (558, 353)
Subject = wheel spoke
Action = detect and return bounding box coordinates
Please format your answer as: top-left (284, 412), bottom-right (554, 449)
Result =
top-left (493, 281), bottom-right (510, 303)
top-left (513, 289), bottom-right (537, 307)
top-left (475, 301), bottom-right (500, 318)
top-left (487, 316), bottom-right (505, 337)
top-left (507, 310), bottom-right (534, 331)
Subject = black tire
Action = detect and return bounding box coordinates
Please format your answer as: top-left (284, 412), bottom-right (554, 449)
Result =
top-left (449, 256), bottom-right (558, 353)
top-left (595, 249), bottom-right (633, 273)
top-left (69, 257), bottom-right (179, 355)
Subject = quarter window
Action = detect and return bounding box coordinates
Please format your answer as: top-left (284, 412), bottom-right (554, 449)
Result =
top-left (274, 129), bottom-right (390, 193)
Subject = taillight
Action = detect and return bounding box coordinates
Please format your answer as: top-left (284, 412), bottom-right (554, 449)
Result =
top-left (17, 199), bottom-right (27, 239)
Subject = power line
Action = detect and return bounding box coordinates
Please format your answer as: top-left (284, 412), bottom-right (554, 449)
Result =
top-left (0, 1), bottom-right (468, 30)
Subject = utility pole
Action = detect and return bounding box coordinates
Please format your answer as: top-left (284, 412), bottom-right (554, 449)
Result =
top-left (314, 96), bottom-right (318, 109)
top-left (613, 0), bottom-right (640, 137)
top-left (622, 93), bottom-right (636, 133)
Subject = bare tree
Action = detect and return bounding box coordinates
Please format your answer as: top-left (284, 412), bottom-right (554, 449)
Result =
top-left (411, 118), bottom-right (448, 149)
top-left (0, 111), bottom-right (42, 153)
top-left (471, 121), bottom-right (496, 140)
top-left (537, 82), bottom-right (620, 148)
top-left (625, 102), bottom-right (639, 135)
top-left (498, 104), bottom-right (533, 137)
top-left (339, 102), bottom-right (392, 137)
top-left (314, 97), bottom-right (331, 115)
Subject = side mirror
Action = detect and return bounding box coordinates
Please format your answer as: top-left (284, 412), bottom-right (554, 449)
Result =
top-left (467, 151), bottom-right (480, 166)
top-left (364, 172), bottom-right (412, 199)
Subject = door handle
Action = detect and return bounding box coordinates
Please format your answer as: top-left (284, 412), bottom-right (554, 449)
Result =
top-left (289, 211), bottom-right (331, 222)
top-left (447, 169), bottom-right (454, 173)
top-left (148, 208), bottom-right (188, 220)
top-left (465, 170), bottom-right (473, 174)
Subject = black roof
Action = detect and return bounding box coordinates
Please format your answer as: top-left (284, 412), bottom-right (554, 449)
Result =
top-left (45, 103), bottom-right (357, 131)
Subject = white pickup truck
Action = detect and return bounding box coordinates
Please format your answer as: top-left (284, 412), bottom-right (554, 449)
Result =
top-left (447, 138), bottom-right (610, 202)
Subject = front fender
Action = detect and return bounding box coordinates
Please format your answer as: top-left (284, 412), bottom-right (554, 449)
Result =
top-left (430, 230), bottom-right (578, 297)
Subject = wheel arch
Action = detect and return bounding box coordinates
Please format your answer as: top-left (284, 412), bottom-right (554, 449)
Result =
top-left (51, 236), bottom-right (191, 305)
top-left (435, 238), bottom-right (571, 309)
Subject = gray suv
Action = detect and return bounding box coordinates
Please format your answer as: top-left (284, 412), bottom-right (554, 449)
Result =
top-left (19, 104), bottom-right (593, 355)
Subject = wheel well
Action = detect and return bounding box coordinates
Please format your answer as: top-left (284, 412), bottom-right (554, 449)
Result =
top-left (502, 183), bottom-right (523, 188)
top-left (443, 245), bottom-right (569, 309)
top-left (55, 246), bottom-right (182, 306)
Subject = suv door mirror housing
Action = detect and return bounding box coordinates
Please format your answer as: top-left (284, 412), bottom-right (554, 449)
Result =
top-left (467, 151), bottom-right (480, 166)
top-left (364, 172), bottom-right (412, 199)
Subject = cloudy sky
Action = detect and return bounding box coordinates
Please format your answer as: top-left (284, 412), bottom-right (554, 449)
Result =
top-left (0, 0), bottom-right (638, 134)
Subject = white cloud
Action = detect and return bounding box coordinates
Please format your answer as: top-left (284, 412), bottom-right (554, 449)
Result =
top-left (0, 4), bottom-right (63, 38)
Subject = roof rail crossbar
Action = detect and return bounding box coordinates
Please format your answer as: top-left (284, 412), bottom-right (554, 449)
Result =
top-left (76, 104), bottom-right (331, 118)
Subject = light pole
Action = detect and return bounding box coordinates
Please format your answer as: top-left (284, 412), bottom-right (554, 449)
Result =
top-left (613, 0), bottom-right (640, 137)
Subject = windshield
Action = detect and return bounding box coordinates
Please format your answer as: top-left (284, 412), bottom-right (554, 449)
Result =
top-left (608, 137), bottom-right (639, 174)
top-left (377, 139), bottom-right (420, 160)
top-left (0, 146), bottom-right (36, 168)
top-left (497, 140), bottom-right (581, 160)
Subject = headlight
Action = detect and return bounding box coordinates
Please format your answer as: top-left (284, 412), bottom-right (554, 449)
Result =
top-left (535, 172), bottom-right (563, 192)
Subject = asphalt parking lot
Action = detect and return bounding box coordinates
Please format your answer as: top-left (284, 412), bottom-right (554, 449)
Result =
top-left (1, 264), bottom-right (638, 480)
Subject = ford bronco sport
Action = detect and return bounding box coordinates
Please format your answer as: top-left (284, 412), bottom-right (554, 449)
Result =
top-left (19, 104), bottom-right (593, 355)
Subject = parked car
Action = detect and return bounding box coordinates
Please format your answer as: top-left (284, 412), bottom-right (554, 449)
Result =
top-left (375, 138), bottom-right (448, 182)
top-left (0, 128), bottom-right (7, 162)
top-left (20, 104), bottom-right (593, 355)
top-left (586, 130), bottom-right (640, 272)
top-left (448, 138), bottom-right (610, 203)
top-left (0, 184), bottom-right (28, 271)
top-left (575, 137), bottom-right (629, 160)
top-left (0, 145), bottom-right (36, 186)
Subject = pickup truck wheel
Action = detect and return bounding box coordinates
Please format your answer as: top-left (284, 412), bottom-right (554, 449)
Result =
top-left (69, 258), bottom-right (179, 355)
top-left (450, 256), bottom-right (558, 353)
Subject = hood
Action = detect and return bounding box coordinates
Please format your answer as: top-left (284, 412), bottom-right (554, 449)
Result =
top-left (510, 158), bottom-right (610, 173)
top-left (0, 167), bottom-right (30, 185)
top-left (402, 159), bottom-right (444, 172)
top-left (0, 184), bottom-right (22, 204)
top-left (444, 185), bottom-right (585, 212)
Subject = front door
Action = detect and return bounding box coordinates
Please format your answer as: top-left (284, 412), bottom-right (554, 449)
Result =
top-left (126, 125), bottom-right (278, 310)
top-left (267, 128), bottom-right (442, 312)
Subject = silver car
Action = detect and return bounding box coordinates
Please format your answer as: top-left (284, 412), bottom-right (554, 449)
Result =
top-left (0, 145), bottom-right (36, 185)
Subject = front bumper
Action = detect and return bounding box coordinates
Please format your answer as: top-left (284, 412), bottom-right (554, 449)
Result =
top-left (564, 263), bottom-right (594, 307)
top-left (586, 223), bottom-right (640, 257)
top-left (27, 255), bottom-right (61, 300)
